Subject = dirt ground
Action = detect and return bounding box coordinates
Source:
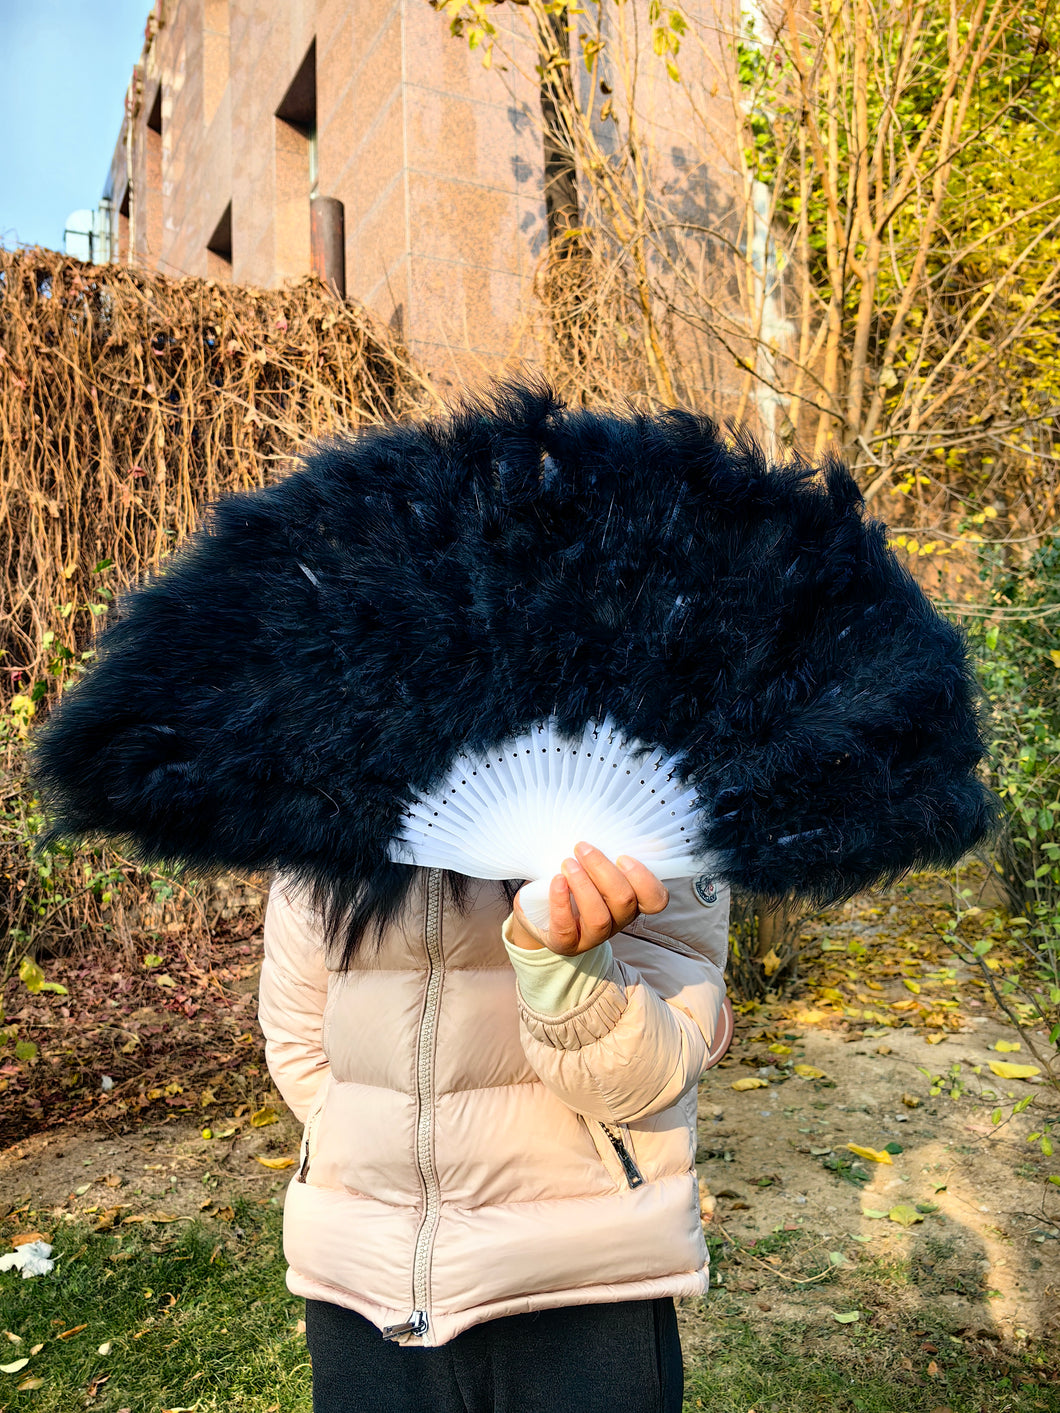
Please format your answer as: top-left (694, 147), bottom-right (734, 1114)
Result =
top-left (692, 1015), bottom-right (1059, 1343)
top-left (2, 871), bottom-right (1058, 1370)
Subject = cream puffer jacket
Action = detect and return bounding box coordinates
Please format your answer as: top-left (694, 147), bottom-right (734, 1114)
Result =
top-left (258, 869), bottom-right (729, 1347)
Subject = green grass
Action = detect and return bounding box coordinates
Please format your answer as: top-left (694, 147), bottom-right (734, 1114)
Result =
top-left (0, 1201), bottom-right (310, 1412)
top-left (683, 1314), bottom-right (1060, 1412)
top-left (683, 1294), bottom-right (1060, 1413)
top-left (2, 1206), bottom-right (1057, 1413)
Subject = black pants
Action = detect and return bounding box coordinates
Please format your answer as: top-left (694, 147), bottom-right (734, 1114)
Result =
top-left (305, 1297), bottom-right (684, 1413)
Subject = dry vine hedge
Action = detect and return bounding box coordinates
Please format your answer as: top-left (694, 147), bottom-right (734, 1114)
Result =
top-left (0, 248), bottom-right (423, 961)
top-left (0, 248), bottom-right (423, 693)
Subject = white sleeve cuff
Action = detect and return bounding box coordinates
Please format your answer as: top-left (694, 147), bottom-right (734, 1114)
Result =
top-left (502, 916), bottom-right (614, 1015)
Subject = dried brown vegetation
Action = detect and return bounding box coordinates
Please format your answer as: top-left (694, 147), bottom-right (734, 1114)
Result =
top-left (0, 247), bottom-right (421, 692)
top-left (0, 248), bottom-right (422, 964)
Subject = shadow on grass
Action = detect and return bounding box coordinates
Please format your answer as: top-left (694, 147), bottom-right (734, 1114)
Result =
top-left (683, 1229), bottom-right (1059, 1413)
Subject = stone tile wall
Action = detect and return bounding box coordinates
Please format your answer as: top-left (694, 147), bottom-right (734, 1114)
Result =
top-left (104, 0), bottom-right (548, 380)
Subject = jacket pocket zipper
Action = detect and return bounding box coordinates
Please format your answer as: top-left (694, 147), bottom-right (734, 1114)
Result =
top-left (297, 1106), bottom-right (321, 1185)
top-left (598, 1122), bottom-right (645, 1189)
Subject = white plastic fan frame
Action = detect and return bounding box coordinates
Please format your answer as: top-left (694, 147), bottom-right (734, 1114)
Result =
top-left (388, 717), bottom-right (715, 930)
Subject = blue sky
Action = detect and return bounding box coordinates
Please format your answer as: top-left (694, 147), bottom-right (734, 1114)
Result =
top-left (0, 0), bottom-right (151, 252)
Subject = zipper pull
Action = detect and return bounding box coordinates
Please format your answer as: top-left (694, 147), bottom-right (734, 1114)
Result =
top-left (601, 1123), bottom-right (645, 1189)
top-left (382, 1310), bottom-right (429, 1341)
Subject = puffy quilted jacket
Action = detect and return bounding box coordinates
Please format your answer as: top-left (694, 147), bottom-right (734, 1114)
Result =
top-left (258, 869), bottom-right (729, 1346)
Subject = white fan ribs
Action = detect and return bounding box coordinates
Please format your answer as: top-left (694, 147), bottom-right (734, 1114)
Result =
top-left (389, 718), bottom-right (714, 929)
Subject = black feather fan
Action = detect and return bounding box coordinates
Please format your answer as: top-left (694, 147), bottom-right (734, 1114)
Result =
top-left (32, 381), bottom-right (997, 951)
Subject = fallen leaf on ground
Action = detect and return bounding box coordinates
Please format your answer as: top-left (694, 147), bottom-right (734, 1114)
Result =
top-left (0, 1359), bottom-right (29, 1374)
top-left (901, 1093), bottom-right (921, 1108)
top-left (833, 1311), bottom-right (860, 1324)
top-left (16, 1377), bottom-right (44, 1390)
top-left (251, 1106), bottom-right (279, 1127)
top-left (793, 1063), bottom-right (827, 1079)
top-left (988, 1061), bottom-right (1040, 1079)
top-left (731, 1076), bottom-right (769, 1091)
top-left (11, 1232), bottom-right (50, 1247)
top-left (56, 1325), bottom-right (87, 1340)
top-left (993, 1040), bottom-right (1021, 1052)
top-left (847, 1144), bottom-right (893, 1165)
top-left (888, 1203), bottom-right (924, 1226)
top-left (256, 1155), bottom-right (295, 1169)
top-left (903, 979), bottom-right (921, 994)
top-left (862, 1208), bottom-right (889, 1219)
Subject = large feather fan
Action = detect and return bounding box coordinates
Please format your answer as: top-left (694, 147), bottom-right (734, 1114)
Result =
top-left (32, 382), bottom-right (997, 948)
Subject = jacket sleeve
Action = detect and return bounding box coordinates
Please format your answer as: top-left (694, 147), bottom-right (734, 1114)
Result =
top-left (514, 877), bottom-right (729, 1124)
top-left (257, 878), bottom-right (332, 1124)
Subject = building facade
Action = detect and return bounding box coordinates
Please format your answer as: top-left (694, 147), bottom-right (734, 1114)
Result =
top-left (102, 0), bottom-right (549, 375)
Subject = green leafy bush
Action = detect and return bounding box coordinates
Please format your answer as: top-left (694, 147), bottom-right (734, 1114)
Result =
top-left (962, 538), bottom-right (1060, 1164)
top-left (970, 537), bottom-right (1060, 1006)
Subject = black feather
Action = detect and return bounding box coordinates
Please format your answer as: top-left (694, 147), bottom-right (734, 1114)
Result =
top-left (31, 380), bottom-right (999, 962)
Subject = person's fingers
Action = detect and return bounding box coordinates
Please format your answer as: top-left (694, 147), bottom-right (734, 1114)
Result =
top-left (615, 855), bottom-right (670, 915)
top-left (558, 856), bottom-right (613, 949)
top-left (544, 872), bottom-right (582, 954)
top-left (573, 841), bottom-right (638, 927)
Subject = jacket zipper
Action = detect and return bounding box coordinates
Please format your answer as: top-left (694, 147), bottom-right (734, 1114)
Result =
top-left (297, 1105), bottom-right (320, 1184)
top-left (599, 1122), bottom-right (645, 1189)
top-left (382, 868), bottom-right (444, 1343)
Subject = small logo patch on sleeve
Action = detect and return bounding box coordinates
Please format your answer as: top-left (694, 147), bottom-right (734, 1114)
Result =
top-left (693, 874), bottom-right (719, 907)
